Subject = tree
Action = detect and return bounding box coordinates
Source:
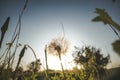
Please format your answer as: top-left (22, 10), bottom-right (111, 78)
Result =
top-left (72, 46), bottom-right (110, 80)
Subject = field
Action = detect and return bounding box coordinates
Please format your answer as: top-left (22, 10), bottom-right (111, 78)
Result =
top-left (0, 0), bottom-right (120, 80)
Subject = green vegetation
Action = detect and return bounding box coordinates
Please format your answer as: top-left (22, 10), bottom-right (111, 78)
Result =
top-left (72, 46), bottom-right (110, 80)
top-left (0, 0), bottom-right (120, 80)
top-left (92, 8), bottom-right (120, 56)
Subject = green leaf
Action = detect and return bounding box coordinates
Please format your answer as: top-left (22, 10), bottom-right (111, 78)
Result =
top-left (92, 8), bottom-right (113, 25)
top-left (95, 8), bottom-right (105, 14)
top-left (92, 16), bottom-right (102, 22)
top-left (92, 16), bottom-right (107, 25)
top-left (92, 8), bottom-right (120, 34)
top-left (0, 17), bottom-right (10, 48)
top-left (112, 40), bottom-right (120, 56)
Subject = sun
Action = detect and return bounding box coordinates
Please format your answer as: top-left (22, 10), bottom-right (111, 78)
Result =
top-left (47, 55), bottom-right (61, 70)
top-left (45, 54), bottom-right (75, 70)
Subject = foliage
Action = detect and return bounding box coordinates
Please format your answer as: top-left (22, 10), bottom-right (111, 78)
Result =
top-left (0, 0), bottom-right (40, 80)
top-left (112, 40), bottom-right (120, 56)
top-left (0, 0), bottom-right (119, 80)
top-left (92, 8), bottom-right (120, 56)
top-left (72, 46), bottom-right (110, 80)
top-left (92, 8), bottom-right (120, 32)
top-left (27, 59), bottom-right (42, 73)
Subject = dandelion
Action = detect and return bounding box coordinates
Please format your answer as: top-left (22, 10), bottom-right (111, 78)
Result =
top-left (48, 36), bottom-right (69, 57)
top-left (48, 36), bottom-right (69, 80)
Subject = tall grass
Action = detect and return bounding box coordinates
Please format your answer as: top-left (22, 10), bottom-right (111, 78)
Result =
top-left (44, 45), bottom-right (49, 80)
top-left (0, 0), bottom-right (29, 79)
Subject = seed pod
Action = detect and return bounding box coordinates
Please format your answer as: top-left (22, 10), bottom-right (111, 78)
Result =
top-left (19, 45), bottom-right (27, 58)
top-left (0, 17), bottom-right (10, 48)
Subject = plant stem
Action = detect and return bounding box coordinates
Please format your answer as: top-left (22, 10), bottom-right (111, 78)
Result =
top-left (25, 44), bottom-right (37, 61)
top-left (58, 53), bottom-right (66, 80)
top-left (45, 45), bottom-right (49, 80)
top-left (109, 24), bottom-right (120, 40)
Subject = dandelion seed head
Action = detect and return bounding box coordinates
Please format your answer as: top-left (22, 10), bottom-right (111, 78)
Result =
top-left (48, 36), bottom-right (69, 56)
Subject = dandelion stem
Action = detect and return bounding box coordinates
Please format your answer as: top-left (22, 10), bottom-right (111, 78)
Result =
top-left (61, 23), bottom-right (65, 38)
top-left (58, 52), bottom-right (66, 80)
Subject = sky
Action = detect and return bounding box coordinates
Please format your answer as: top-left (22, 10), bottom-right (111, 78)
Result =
top-left (0, 0), bottom-right (120, 70)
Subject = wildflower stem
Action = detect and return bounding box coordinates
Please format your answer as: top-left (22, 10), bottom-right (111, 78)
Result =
top-left (109, 24), bottom-right (120, 40)
top-left (58, 52), bottom-right (66, 80)
top-left (45, 45), bottom-right (49, 80)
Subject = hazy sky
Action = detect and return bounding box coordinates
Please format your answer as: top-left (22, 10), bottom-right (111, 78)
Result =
top-left (0, 0), bottom-right (120, 70)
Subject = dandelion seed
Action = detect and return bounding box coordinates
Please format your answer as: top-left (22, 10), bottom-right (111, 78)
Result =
top-left (48, 36), bottom-right (69, 56)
